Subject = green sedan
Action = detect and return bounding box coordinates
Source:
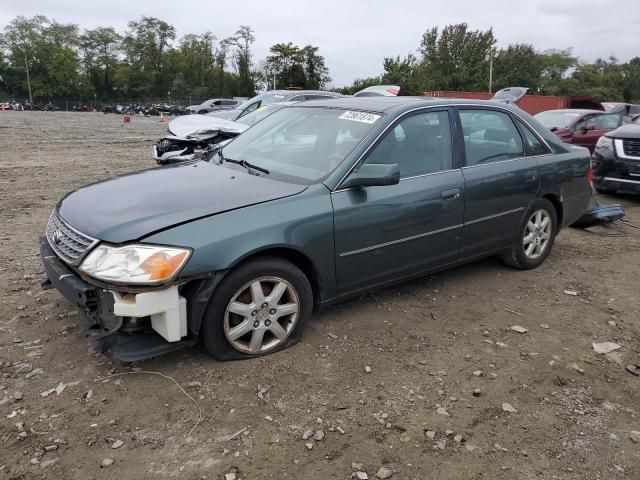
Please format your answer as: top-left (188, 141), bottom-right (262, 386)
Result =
top-left (40, 97), bottom-right (592, 361)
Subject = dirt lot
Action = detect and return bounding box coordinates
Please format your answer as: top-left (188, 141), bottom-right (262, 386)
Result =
top-left (0, 111), bottom-right (639, 480)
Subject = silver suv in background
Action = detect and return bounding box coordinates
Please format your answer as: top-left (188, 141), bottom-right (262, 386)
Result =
top-left (187, 98), bottom-right (240, 114)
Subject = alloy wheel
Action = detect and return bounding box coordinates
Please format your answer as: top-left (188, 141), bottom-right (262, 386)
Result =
top-left (523, 209), bottom-right (552, 260)
top-left (223, 276), bottom-right (300, 354)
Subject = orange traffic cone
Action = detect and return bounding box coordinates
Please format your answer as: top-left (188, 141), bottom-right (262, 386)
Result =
top-left (159, 112), bottom-right (165, 123)
top-left (20, 104), bottom-right (24, 111)
top-left (123, 114), bottom-right (131, 124)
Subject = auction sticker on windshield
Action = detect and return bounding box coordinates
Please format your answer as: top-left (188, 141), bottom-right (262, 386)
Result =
top-left (339, 111), bottom-right (382, 124)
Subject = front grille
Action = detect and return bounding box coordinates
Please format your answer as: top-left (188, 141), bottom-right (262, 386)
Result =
top-left (622, 138), bottom-right (640, 158)
top-left (46, 210), bottom-right (97, 265)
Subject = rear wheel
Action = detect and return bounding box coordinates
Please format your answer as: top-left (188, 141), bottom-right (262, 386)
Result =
top-left (201, 257), bottom-right (313, 361)
top-left (501, 198), bottom-right (557, 269)
top-left (198, 110), bottom-right (207, 115)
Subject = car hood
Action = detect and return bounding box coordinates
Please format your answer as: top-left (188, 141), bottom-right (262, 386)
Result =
top-left (206, 109), bottom-right (241, 121)
top-left (609, 124), bottom-right (640, 139)
top-left (58, 162), bottom-right (307, 243)
top-left (167, 115), bottom-right (248, 140)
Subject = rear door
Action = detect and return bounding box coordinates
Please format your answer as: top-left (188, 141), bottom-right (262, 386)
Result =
top-left (457, 108), bottom-right (540, 259)
top-left (332, 109), bottom-right (464, 293)
top-left (571, 113), bottom-right (610, 152)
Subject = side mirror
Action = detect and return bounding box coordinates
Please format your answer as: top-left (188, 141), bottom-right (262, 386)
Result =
top-left (341, 163), bottom-right (400, 189)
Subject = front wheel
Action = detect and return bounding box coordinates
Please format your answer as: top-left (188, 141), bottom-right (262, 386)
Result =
top-left (201, 257), bottom-right (313, 361)
top-left (501, 198), bottom-right (558, 269)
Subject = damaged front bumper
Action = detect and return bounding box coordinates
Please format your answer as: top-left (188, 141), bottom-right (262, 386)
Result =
top-left (592, 145), bottom-right (640, 194)
top-left (40, 237), bottom-right (196, 361)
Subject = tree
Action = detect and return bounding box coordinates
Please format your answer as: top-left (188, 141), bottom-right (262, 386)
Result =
top-left (263, 42), bottom-right (330, 90)
top-left (537, 48), bottom-right (577, 95)
top-left (80, 27), bottom-right (122, 98)
top-left (231, 26), bottom-right (256, 97)
top-left (382, 54), bottom-right (419, 95)
top-left (121, 16), bottom-right (176, 97)
top-left (2, 15), bottom-right (83, 100)
top-left (493, 43), bottom-right (543, 92)
top-left (418, 23), bottom-right (496, 91)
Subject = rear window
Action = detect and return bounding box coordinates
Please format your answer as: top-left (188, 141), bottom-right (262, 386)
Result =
top-left (459, 110), bottom-right (524, 166)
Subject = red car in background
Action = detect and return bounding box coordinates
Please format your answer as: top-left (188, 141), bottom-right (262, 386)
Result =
top-left (534, 109), bottom-right (624, 153)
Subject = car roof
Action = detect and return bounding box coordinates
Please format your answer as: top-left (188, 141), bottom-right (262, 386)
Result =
top-left (538, 109), bottom-right (603, 114)
top-left (265, 90), bottom-right (342, 97)
top-left (295, 96), bottom-right (531, 115)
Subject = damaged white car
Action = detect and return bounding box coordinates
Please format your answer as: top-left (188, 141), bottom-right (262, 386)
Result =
top-left (152, 102), bottom-right (297, 164)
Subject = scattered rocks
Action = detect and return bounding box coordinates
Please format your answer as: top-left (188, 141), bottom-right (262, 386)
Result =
top-left (354, 472), bottom-right (368, 480)
top-left (101, 458), bottom-right (114, 468)
top-left (593, 342), bottom-right (622, 354)
top-left (225, 473), bottom-right (237, 480)
top-left (364, 366), bottom-right (372, 374)
top-left (313, 430), bottom-right (325, 441)
top-left (111, 439), bottom-right (124, 449)
top-left (376, 466), bottom-right (394, 479)
top-left (44, 445), bottom-right (58, 452)
top-left (302, 429), bottom-right (314, 440)
top-left (305, 442), bottom-right (314, 450)
top-left (472, 388), bottom-right (482, 397)
top-left (351, 462), bottom-right (364, 470)
top-left (553, 376), bottom-right (568, 386)
top-left (327, 332), bottom-right (338, 339)
top-left (40, 458), bottom-right (59, 468)
top-left (436, 407), bottom-right (450, 417)
top-left (264, 415), bottom-right (273, 422)
top-left (454, 434), bottom-right (463, 444)
top-left (425, 430), bottom-right (436, 440)
top-left (502, 402), bottom-right (518, 413)
top-left (630, 431), bottom-right (640, 444)
top-left (473, 370), bottom-right (484, 377)
top-left (510, 325), bottom-right (528, 334)
top-left (539, 324), bottom-right (550, 329)
top-left (563, 290), bottom-right (578, 296)
top-left (13, 391), bottom-right (23, 400)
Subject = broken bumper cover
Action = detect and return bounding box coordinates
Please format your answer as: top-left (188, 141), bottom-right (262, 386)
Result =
top-left (39, 236), bottom-right (195, 361)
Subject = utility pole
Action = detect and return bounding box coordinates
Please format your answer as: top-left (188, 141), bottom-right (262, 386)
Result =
top-left (488, 49), bottom-right (494, 94)
top-left (24, 47), bottom-right (33, 104)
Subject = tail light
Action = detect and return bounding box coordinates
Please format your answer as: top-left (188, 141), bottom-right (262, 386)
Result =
top-left (587, 163), bottom-right (593, 183)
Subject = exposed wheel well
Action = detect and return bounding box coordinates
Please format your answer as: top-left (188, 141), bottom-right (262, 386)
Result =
top-left (232, 248), bottom-right (321, 309)
top-left (542, 193), bottom-right (563, 228)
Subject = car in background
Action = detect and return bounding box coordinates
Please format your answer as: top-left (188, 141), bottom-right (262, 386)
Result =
top-left (41, 97), bottom-right (591, 362)
top-left (186, 98), bottom-right (240, 115)
top-left (592, 121), bottom-right (640, 194)
top-left (153, 102), bottom-right (297, 164)
top-left (207, 90), bottom-right (343, 121)
top-left (534, 109), bottom-right (624, 153)
top-left (353, 85), bottom-right (400, 97)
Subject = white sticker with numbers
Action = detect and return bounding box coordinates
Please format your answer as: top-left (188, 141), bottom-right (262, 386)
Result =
top-left (339, 111), bottom-right (381, 124)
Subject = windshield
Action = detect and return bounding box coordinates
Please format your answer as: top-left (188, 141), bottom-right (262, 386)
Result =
top-left (534, 111), bottom-right (583, 129)
top-left (237, 104), bottom-right (284, 127)
top-left (222, 107), bottom-right (382, 183)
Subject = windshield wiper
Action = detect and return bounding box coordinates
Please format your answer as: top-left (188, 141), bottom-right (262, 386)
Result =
top-left (218, 151), bottom-right (270, 175)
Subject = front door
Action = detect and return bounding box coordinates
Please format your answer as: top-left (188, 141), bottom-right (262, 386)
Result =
top-left (332, 109), bottom-right (464, 293)
top-left (457, 108), bottom-right (540, 258)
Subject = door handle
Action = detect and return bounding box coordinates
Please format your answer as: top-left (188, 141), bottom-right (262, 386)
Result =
top-left (524, 171), bottom-right (537, 182)
top-left (441, 188), bottom-right (460, 200)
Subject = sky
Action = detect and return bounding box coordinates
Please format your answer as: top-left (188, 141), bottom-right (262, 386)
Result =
top-left (1, 0), bottom-right (639, 87)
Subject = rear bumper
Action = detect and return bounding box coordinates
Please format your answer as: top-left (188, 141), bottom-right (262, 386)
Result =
top-left (40, 236), bottom-right (194, 361)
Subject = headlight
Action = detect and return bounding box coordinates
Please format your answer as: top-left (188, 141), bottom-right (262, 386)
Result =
top-left (595, 136), bottom-right (613, 152)
top-left (79, 244), bottom-right (191, 284)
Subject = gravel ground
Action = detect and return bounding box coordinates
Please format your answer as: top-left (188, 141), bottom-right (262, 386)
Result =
top-left (0, 111), bottom-right (639, 480)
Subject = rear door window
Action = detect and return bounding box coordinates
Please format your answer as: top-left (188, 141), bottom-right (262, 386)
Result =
top-left (516, 120), bottom-right (549, 156)
top-left (458, 110), bottom-right (524, 166)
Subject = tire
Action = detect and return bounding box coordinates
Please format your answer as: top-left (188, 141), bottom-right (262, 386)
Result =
top-left (198, 110), bottom-right (207, 115)
top-left (501, 198), bottom-right (558, 270)
top-left (201, 257), bottom-right (313, 361)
